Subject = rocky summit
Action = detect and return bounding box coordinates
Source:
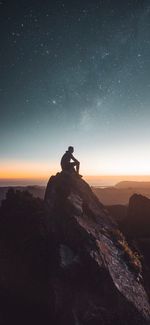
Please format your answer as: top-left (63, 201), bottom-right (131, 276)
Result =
top-left (44, 172), bottom-right (150, 325)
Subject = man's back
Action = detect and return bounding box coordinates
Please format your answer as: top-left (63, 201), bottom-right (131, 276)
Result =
top-left (61, 150), bottom-right (72, 169)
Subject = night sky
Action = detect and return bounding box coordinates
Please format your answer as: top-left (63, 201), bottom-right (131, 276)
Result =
top-left (1, 0), bottom-right (150, 181)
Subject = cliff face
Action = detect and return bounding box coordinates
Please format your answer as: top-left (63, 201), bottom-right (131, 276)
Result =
top-left (45, 172), bottom-right (150, 324)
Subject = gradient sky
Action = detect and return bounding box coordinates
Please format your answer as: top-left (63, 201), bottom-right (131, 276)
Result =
top-left (1, 0), bottom-right (150, 181)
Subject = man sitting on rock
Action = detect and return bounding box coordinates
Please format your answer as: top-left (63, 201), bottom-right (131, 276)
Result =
top-left (61, 146), bottom-right (80, 174)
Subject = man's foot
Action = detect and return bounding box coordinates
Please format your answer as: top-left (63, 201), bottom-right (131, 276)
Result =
top-left (77, 173), bottom-right (83, 178)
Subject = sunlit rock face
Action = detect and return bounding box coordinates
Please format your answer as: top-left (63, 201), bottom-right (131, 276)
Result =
top-left (45, 172), bottom-right (150, 325)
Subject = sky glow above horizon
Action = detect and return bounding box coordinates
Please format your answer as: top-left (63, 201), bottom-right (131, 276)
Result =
top-left (1, 0), bottom-right (150, 180)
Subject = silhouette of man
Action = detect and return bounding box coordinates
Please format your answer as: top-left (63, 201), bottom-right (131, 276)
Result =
top-left (61, 146), bottom-right (80, 174)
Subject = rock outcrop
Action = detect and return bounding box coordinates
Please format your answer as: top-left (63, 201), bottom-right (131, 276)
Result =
top-left (45, 172), bottom-right (150, 324)
top-left (126, 194), bottom-right (150, 237)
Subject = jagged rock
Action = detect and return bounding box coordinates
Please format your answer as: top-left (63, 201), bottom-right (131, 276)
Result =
top-left (45, 172), bottom-right (150, 325)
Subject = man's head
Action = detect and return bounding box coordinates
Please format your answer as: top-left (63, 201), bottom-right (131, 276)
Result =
top-left (68, 146), bottom-right (74, 154)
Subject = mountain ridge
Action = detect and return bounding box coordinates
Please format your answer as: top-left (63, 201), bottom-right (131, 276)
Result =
top-left (115, 181), bottom-right (150, 189)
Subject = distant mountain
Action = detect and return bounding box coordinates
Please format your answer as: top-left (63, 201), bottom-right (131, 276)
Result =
top-left (0, 186), bottom-right (45, 205)
top-left (1, 181), bottom-right (150, 207)
top-left (115, 181), bottom-right (150, 189)
top-left (93, 185), bottom-right (150, 205)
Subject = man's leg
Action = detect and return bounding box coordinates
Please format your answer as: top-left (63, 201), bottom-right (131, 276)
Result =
top-left (76, 161), bottom-right (80, 174)
top-left (72, 162), bottom-right (80, 173)
top-left (70, 162), bottom-right (80, 174)
top-left (69, 162), bottom-right (76, 172)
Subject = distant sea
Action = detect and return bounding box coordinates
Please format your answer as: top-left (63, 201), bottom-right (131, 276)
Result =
top-left (85, 175), bottom-right (150, 187)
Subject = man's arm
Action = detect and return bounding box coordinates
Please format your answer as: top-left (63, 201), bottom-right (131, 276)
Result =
top-left (71, 154), bottom-right (79, 163)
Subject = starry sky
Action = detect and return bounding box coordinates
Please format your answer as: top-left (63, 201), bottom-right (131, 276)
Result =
top-left (1, 0), bottom-right (150, 183)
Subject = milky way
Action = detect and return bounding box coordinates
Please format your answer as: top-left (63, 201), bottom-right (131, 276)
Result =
top-left (1, 0), bottom-right (150, 175)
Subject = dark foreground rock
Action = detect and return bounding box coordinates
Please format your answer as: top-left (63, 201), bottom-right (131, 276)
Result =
top-left (0, 189), bottom-right (50, 325)
top-left (44, 172), bottom-right (150, 325)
